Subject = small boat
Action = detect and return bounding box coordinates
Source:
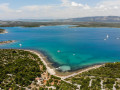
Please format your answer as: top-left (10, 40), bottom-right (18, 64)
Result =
top-left (106, 34), bottom-right (109, 39)
top-left (73, 54), bottom-right (76, 56)
top-left (116, 38), bottom-right (119, 40)
top-left (57, 50), bottom-right (61, 53)
top-left (19, 44), bottom-right (22, 47)
top-left (104, 39), bottom-right (107, 40)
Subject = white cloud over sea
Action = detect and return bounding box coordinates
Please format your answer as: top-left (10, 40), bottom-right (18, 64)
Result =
top-left (0, 0), bottom-right (120, 19)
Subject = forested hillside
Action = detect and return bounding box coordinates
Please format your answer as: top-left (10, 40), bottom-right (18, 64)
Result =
top-left (66, 62), bottom-right (120, 90)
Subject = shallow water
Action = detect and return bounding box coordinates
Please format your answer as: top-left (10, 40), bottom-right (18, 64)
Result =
top-left (1, 25), bottom-right (120, 71)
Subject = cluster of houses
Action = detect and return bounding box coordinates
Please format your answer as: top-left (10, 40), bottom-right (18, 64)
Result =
top-left (34, 71), bottom-right (56, 89)
top-left (35, 71), bottom-right (50, 85)
top-left (30, 65), bottom-right (61, 89)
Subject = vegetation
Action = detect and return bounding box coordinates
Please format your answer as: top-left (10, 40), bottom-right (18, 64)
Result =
top-left (71, 22), bottom-right (120, 28)
top-left (0, 29), bottom-right (5, 33)
top-left (1, 21), bottom-right (120, 28)
top-left (0, 40), bottom-right (16, 45)
top-left (58, 81), bottom-right (77, 90)
top-left (82, 63), bottom-right (120, 78)
top-left (103, 78), bottom-right (115, 89)
top-left (0, 49), bottom-right (77, 90)
top-left (90, 77), bottom-right (101, 90)
top-left (67, 62), bottom-right (120, 90)
top-left (1, 49), bottom-right (120, 90)
top-left (0, 49), bottom-right (46, 89)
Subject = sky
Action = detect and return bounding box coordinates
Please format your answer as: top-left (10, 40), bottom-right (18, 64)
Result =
top-left (0, 0), bottom-right (120, 19)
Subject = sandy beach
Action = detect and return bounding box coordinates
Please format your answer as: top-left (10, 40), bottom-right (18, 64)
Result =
top-left (25, 49), bottom-right (104, 79)
top-left (25, 50), bottom-right (56, 75)
top-left (4, 31), bottom-right (8, 34)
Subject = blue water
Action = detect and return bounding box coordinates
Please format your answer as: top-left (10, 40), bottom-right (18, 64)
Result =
top-left (1, 25), bottom-right (120, 71)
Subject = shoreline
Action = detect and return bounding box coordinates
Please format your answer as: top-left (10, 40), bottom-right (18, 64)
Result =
top-left (3, 31), bottom-right (8, 34)
top-left (69, 24), bottom-right (120, 28)
top-left (0, 40), bottom-right (16, 45)
top-left (24, 49), bottom-right (104, 78)
top-left (25, 49), bottom-right (56, 75)
top-left (0, 30), bottom-right (8, 34)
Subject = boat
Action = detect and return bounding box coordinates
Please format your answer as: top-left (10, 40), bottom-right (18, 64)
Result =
top-left (19, 44), bottom-right (22, 47)
top-left (106, 34), bottom-right (109, 39)
top-left (104, 39), bottom-right (107, 40)
top-left (73, 54), bottom-right (76, 56)
top-left (116, 38), bottom-right (119, 40)
top-left (57, 50), bottom-right (61, 53)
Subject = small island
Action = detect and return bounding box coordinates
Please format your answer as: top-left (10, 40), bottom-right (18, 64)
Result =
top-left (0, 29), bottom-right (7, 34)
top-left (0, 40), bottom-right (16, 45)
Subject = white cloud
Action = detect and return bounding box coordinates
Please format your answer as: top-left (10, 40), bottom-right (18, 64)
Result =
top-left (0, 3), bottom-right (13, 12)
top-left (21, 5), bottom-right (53, 11)
top-left (16, 10), bottom-right (22, 13)
top-left (62, 0), bottom-right (91, 10)
top-left (83, 4), bottom-right (90, 9)
top-left (61, 0), bottom-right (70, 6)
top-left (71, 2), bottom-right (83, 7)
top-left (96, 0), bottom-right (120, 10)
top-left (98, 0), bottom-right (120, 6)
top-left (0, 0), bottom-right (120, 19)
top-left (71, 2), bottom-right (90, 9)
top-left (114, 6), bottom-right (119, 9)
top-left (22, 5), bottom-right (40, 11)
top-left (98, 5), bottom-right (105, 9)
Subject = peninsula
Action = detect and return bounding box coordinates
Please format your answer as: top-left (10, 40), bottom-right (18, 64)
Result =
top-left (0, 40), bottom-right (16, 45)
top-left (0, 49), bottom-right (77, 90)
top-left (0, 49), bottom-right (120, 90)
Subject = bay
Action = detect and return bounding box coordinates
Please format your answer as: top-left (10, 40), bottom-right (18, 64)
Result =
top-left (1, 25), bottom-right (120, 71)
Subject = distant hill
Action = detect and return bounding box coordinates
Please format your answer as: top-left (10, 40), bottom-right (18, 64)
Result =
top-left (1, 16), bottom-right (120, 23)
top-left (65, 16), bottom-right (120, 22)
top-left (18, 16), bottom-right (120, 22)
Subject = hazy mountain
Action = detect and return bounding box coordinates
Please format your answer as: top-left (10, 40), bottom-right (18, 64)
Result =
top-left (19, 16), bottom-right (120, 22)
top-left (66, 16), bottom-right (120, 22)
top-left (1, 16), bottom-right (120, 23)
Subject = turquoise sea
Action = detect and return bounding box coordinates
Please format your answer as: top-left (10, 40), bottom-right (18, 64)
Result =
top-left (1, 25), bottom-right (120, 71)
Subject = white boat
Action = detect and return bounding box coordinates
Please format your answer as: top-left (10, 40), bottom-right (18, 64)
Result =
top-left (57, 50), bottom-right (61, 53)
top-left (73, 54), bottom-right (76, 56)
top-left (19, 44), bottom-right (22, 47)
top-left (104, 39), bottom-right (107, 40)
top-left (106, 34), bottom-right (109, 39)
top-left (116, 38), bottom-right (119, 40)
